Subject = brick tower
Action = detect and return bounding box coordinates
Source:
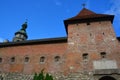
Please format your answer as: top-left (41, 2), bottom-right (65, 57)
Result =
top-left (64, 8), bottom-right (120, 80)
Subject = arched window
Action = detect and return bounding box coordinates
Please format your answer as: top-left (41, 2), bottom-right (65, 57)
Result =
top-left (82, 53), bottom-right (88, 61)
top-left (54, 56), bottom-right (60, 62)
top-left (24, 57), bottom-right (29, 63)
top-left (40, 56), bottom-right (45, 63)
top-left (100, 52), bottom-right (106, 59)
top-left (11, 57), bottom-right (15, 63)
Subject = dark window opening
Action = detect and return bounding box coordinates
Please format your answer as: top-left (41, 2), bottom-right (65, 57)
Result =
top-left (77, 34), bottom-right (79, 36)
top-left (76, 24), bottom-right (79, 26)
top-left (100, 52), bottom-right (106, 59)
top-left (40, 56), bottom-right (45, 63)
top-left (103, 32), bottom-right (105, 35)
top-left (90, 33), bottom-right (92, 36)
top-left (0, 58), bottom-right (2, 63)
top-left (87, 22), bottom-right (90, 25)
top-left (25, 57), bottom-right (29, 63)
top-left (82, 53), bottom-right (88, 60)
top-left (11, 57), bottom-right (15, 63)
top-left (55, 56), bottom-right (60, 62)
top-left (16, 40), bottom-right (20, 42)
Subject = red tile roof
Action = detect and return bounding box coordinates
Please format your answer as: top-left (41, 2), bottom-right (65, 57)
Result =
top-left (75, 8), bottom-right (96, 16)
top-left (67, 8), bottom-right (114, 20)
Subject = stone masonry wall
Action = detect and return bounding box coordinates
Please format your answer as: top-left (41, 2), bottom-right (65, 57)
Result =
top-left (0, 71), bottom-right (120, 80)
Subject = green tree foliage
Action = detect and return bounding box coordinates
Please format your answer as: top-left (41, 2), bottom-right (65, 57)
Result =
top-left (33, 69), bottom-right (53, 80)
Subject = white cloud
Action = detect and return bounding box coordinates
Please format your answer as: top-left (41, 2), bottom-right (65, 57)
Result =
top-left (54, 0), bottom-right (62, 6)
top-left (105, 0), bottom-right (120, 16)
top-left (105, 0), bottom-right (120, 36)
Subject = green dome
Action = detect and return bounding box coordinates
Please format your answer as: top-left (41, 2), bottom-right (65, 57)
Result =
top-left (14, 22), bottom-right (28, 38)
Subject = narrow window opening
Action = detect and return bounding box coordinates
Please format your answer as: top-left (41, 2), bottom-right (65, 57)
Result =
top-left (76, 24), bottom-right (79, 26)
top-left (11, 57), bottom-right (15, 63)
top-left (82, 53), bottom-right (88, 61)
top-left (90, 33), bottom-right (92, 36)
top-left (100, 52), bottom-right (106, 59)
top-left (25, 57), bottom-right (29, 63)
top-left (87, 22), bottom-right (90, 25)
top-left (77, 34), bottom-right (79, 36)
top-left (103, 32), bottom-right (105, 35)
top-left (0, 58), bottom-right (2, 63)
top-left (16, 40), bottom-right (20, 42)
top-left (55, 56), bottom-right (60, 62)
top-left (40, 56), bottom-right (45, 63)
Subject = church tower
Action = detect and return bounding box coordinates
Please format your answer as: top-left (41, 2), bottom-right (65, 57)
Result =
top-left (12, 22), bottom-right (28, 42)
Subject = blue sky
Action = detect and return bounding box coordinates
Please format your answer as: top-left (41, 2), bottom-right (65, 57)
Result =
top-left (0, 0), bottom-right (120, 42)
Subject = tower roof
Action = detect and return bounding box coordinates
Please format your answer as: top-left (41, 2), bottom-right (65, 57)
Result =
top-left (64, 8), bottom-right (114, 34)
top-left (15, 22), bottom-right (28, 38)
top-left (74, 8), bottom-right (96, 17)
top-left (66, 8), bottom-right (114, 21)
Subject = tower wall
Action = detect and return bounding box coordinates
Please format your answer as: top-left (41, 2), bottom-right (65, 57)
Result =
top-left (67, 20), bottom-right (120, 67)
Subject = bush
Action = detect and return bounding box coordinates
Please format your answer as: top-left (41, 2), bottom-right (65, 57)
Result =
top-left (33, 69), bottom-right (53, 80)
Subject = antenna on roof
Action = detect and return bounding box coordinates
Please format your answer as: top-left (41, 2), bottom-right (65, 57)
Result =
top-left (82, 3), bottom-right (86, 8)
top-left (25, 19), bottom-right (28, 23)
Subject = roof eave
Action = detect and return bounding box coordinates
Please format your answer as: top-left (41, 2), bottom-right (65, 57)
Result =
top-left (0, 37), bottom-right (67, 48)
top-left (117, 37), bottom-right (120, 41)
top-left (64, 15), bottom-right (114, 34)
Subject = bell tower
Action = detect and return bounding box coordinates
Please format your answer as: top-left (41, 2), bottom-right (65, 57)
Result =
top-left (13, 22), bottom-right (28, 42)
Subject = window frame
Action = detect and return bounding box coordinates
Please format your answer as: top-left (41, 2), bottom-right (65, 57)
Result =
top-left (24, 56), bottom-right (30, 63)
top-left (54, 56), bottom-right (61, 62)
top-left (40, 56), bottom-right (45, 63)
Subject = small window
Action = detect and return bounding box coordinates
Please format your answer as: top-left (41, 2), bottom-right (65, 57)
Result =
top-left (103, 32), bottom-right (105, 35)
top-left (11, 57), bottom-right (15, 63)
top-left (77, 34), bottom-right (79, 36)
top-left (16, 40), bottom-right (20, 42)
top-left (76, 24), bottom-right (79, 26)
top-left (40, 56), bottom-right (45, 63)
top-left (0, 58), bottom-right (2, 63)
top-left (24, 57), bottom-right (29, 63)
top-left (55, 56), bottom-right (60, 62)
top-left (100, 52), bottom-right (106, 59)
top-left (90, 33), bottom-right (92, 36)
top-left (87, 22), bottom-right (90, 25)
top-left (82, 53), bottom-right (88, 61)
